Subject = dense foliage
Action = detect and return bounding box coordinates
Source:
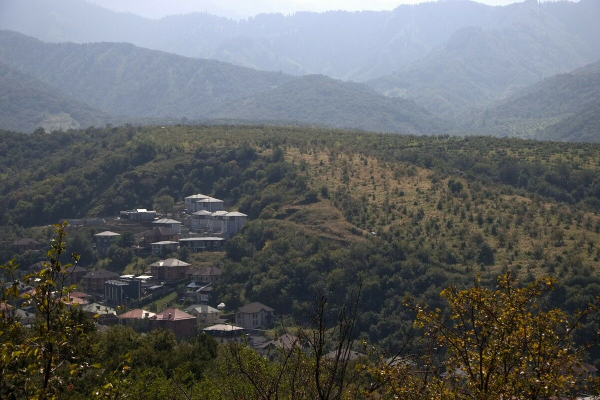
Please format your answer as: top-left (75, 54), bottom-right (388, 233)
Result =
top-left (1, 125), bottom-right (599, 363)
top-left (2, 238), bottom-right (598, 398)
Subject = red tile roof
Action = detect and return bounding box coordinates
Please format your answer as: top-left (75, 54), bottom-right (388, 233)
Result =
top-left (152, 308), bottom-right (195, 321)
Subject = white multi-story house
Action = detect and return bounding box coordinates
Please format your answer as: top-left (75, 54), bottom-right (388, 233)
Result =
top-left (152, 218), bottom-right (182, 234)
top-left (190, 210), bottom-right (213, 231)
top-left (235, 302), bottom-right (275, 330)
top-left (185, 194), bottom-right (224, 213)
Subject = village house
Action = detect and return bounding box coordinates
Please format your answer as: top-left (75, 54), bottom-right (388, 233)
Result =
top-left (203, 324), bottom-right (246, 344)
top-left (236, 302), bottom-right (275, 330)
top-left (81, 269), bottom-right (119, 293)
top-left (117, 309), bottom-right (155, 332)
top-left (189, 210), bottom-right (248, 237)
top-left (151, 241), bottom-right (179, 257)
top-left (15, 308), bottom-right (35, 326)
top-left (94, 231), bottom-right (121, 254)
top-left (323, 349), bottom-right (366, 362)
top-left (185, 194), bottom-right (224, 213)
top-left (12, 238), bottom-right (43, 253)
top-left (194, 283), bottom-right (213, 304)
top-left (184, 304), bottom-right (221, 325)
top-left (150, 308), bottom-right (197, 339)
top-left (105, 278), bottom-right (142, 306)
top-left (120, 209), bottom-right (157, 221)
top-left (187, 266), bottom-right (222, 284)
top-left (152, 218), bottom-right (182, 234)
top-left (142, 227), bottom-right (180, 248)
top-left (186, 281), bottom-right (204, 296)
top-left (64, 265), bottom-right (88, 285)
top-left (66, 291), bottom-right (89, 305)
top-left (190, 210), bottom-right (213, 231)
top-left (256, 333), bottom-right (306, 359)
top-left (572, 362), bottom-right (598, 379)
top-left (81, 303), bottom-right (117, 325)
top-left (0, 302), bottom-right (13, 317)
top-left (210, 211), bottom-right (248, 238)
top-left (150, 258), bottom-right (190, 281)
top-left (178, 237), bottom-right (224, 252)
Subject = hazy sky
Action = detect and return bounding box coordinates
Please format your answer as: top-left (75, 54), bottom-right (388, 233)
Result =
top-left (89, 0), bottom-right (531, 20)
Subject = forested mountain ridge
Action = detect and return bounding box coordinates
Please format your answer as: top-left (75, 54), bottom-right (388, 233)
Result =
top-left (1, 0), bottom-right (599, 81)
top-left (366, 9), bottom-right (600, 118)
top-left (478, 60), bottom-right (600, 121)
top-left (467, 60), bottom-right (600, 141)
top-left (0, 30), bottom-right (447, 135)
top-left (0, 61), bottom-right (108, 132)
top-left (207, 74), bottom-right (448, 134)
top-left (0, 30), bottom-right (293, 119)
top-left (538, 102), bottom-right (600, 143)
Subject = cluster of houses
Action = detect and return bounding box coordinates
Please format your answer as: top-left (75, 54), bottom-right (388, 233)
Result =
top-left (116, 300), bottom-right (276, 341)
top-left (5, 193), bottom-right (284, 352)
top-left (96, 193), bottom-right (248, 257)
top-left (4, 251), bottom-right (277, 343)
top-left (10, 193), bottom-right (248, 260)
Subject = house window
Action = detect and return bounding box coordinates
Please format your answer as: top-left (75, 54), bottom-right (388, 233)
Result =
top-left (252, 312), bottom-right (258, 326)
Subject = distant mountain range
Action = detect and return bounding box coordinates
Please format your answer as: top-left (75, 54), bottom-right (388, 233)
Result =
top-left (2, 0), bottom-right (599, 82)
top-left (468, 60), bottom-right (600, 141)
top-left (366, 17), bottom-right (598, 117)
top-left (1, 0), bottom-right (599, 141)
top-left (0, 31), bottom-right (445, 135)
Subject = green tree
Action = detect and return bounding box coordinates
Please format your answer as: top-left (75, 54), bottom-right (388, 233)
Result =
top-left (107, 245), bottom-right (134, 272)
top-left (154, 195), bottom-right (175, 214)
top-left (0, 223), bottom-right (93, 398)
top-left (411, 274), bottom-right (599, 399)
top-left (116, 231), bottom-right (135, 248)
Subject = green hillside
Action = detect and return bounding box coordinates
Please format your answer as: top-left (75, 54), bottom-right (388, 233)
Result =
top-left (482, 61), bottom-right (600, 120)
top-left (210, 74), bottom-right (448, 134)
top-left (0, 61), bottom-right (107, 133)
top-left (2, 127), bottom-right (600, 336)
top-left (539, 102), bottom-right (600, 142)
top-left (467, 61), bottom-right (600, 140)
top-left (2, 125), bottom-right (600, 396)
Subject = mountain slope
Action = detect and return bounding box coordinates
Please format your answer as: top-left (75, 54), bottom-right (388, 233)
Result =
top-left (209, 75), bottom-right (446, 134)
top-left (2, 0), bottom-right (599, 81)
top-left (466, 61), bottom-right (600, 140)
top-left (538, 103), bottom-right (600, 143)
top-left (0, 30), bottom-right (444, 134)
top-left (0, 0), bottom-right (497, 80)
top-left (481, 61), bottom-right (600, 121)
top-left (367, 13), bottom-right (598, 118)
top-left (0, 30), bottom-right (294, 119)
top-left (0, 61), bottom-right (107, 132)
